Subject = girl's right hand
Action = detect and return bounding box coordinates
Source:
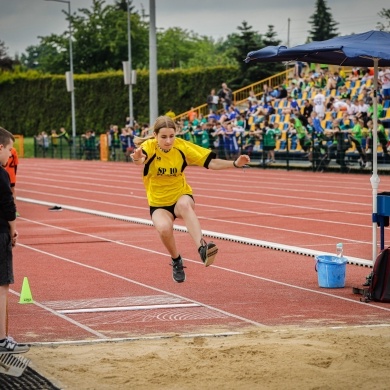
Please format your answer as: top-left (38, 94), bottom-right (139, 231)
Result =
top-left (131, 147), bottom-right (144, 162)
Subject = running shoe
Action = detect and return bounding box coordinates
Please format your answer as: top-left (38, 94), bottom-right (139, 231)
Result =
top-left (49, 206), bottom-right (63, 211)
top-left (171, 257), bottom-right (186, 283)
top-left (198, 239), bottom-right (218, 267)
top-left (0, 337), bottom-right (30, 354)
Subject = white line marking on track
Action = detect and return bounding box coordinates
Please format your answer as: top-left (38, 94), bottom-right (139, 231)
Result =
top-left (16, 242), bottom-right (266, 328)
top-left (9, 289), bottom-right (107, 339)
top-left (41, 295), bottom-right (191, 310)
top-left (18, 184), bottom-right (370, 216)
top-left (16, 218), bottom-right (387, 313)
top-left (199, 216), bottom-right (371, 244)
top-left (18, 199), bottom-right (372, 266)
top-left (57, 303), bottom-right (200, 314)
top-left (19, 170), bottom-right (373, 201)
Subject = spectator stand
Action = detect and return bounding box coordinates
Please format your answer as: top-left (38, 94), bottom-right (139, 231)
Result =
top-left (244, 67), bottom-right (390, 172)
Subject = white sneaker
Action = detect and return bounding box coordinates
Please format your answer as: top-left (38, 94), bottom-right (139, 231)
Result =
top-left (0, 337), bottom-right (30, 354)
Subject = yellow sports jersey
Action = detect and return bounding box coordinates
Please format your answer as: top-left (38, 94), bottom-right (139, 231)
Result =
top-left (141, 137), bottom-right (215, 207)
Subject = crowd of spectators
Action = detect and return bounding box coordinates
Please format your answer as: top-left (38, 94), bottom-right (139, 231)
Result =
top-left (170, 66), bottom-right (390, 170)
top-left (35, 66), bottom-right (390, 167)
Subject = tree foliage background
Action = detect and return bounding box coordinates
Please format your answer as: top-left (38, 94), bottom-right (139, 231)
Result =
top-left (1, 0), bottom-right (390, 136)
top-left (308, 0), bottom-right (339, 42)
top-left (16, 0), bottom-right (284, 86)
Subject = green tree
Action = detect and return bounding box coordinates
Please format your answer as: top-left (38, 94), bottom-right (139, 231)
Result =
top-left (157, 28), bottom-right (197, 69)
top-left (377, 8), bottom-right (390, 31)
top-left (308, 0), bottom-right (339, 41)
top-left (185, 37), bottom-right (236, 68)
top-left (156, 28), bottom-right (234, 69)
top-left (262, 25), bottom-right (281, 47)
top-left (226, 21), bottom-right (262, 88)
top-left (256, 25), bottom-right (284, 84)
top-left (114, 0), bottom-right (134, 12)
top-left (0, 40), bottom-right (19, 71)
top-left (21, 0), bottom-right (149, 74)
top-left (227, 22), bottom-right (283, 89)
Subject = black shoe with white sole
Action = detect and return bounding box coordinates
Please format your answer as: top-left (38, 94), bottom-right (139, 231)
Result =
top-left (171, 257), bottom-right (186, 283)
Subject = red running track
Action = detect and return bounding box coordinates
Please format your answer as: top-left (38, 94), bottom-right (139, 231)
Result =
top-left (7, 159), bottom-right (390, 343)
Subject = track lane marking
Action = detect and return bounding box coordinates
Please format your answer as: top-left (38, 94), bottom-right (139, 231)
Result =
top-left (9, 289), bottom-right (107, 339)
top-left (18, 193), bottom-right (371, 235)
top-left (16, 241), bottom-right (266, 329)
top-left (16, 218), bottom-right (385, 310)
top-left (17, 203), bottom-right (373, 266)
top-left (18, 180), bottom-right (370, 210)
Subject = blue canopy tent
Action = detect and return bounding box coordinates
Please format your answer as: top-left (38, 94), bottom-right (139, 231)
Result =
top-left (245, 30), bottom-right (390, 264)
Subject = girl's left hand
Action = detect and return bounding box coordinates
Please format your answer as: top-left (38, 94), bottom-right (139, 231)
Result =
top-left (235, 155), bottom-right (251, 167)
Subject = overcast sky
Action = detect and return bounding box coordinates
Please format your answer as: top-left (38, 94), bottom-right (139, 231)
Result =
top-left (0, 0), bottom-right (389, 57)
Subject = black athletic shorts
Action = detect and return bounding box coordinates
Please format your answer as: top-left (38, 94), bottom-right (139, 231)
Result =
top-left (149, 194), bottom-right (194, 220)
top-left (0, 232), bottom-right (14, 286)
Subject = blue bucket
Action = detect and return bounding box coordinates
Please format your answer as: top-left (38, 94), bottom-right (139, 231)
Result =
top-left (315, 255), bottom-right (347, 288)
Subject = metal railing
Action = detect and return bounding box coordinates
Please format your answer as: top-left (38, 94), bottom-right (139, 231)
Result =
top-left (173, 67), bottom-right (295, 122)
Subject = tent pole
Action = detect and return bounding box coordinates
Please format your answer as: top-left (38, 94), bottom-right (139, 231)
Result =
top-left (370, 58), bottom-right (380, 265)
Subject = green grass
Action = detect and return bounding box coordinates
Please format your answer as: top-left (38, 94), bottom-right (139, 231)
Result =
top-left (22, 137), bottom-right (34, 158)
top-left (15, 137), bottom-right (73, 158)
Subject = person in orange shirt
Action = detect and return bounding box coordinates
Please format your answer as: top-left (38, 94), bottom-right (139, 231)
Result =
top-left (187, 107), bottom-right (197, 122)
top-left (3, 147), bottom-right (19, 217)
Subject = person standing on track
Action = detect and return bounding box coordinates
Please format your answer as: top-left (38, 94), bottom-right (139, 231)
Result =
top-left (3, 147), bottom-right (19, 217)
top-left (0, 127), bottom-right (29, 354)
top-left (131, 116), bottom-right (250, 283)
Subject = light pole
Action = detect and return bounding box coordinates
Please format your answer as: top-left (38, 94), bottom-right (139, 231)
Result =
top-left (45, 0), bottom-right (76, 157)
top-left (149, 0), bottom-right (158, 124)
top-left (127, 1), bottom-right (134, 126)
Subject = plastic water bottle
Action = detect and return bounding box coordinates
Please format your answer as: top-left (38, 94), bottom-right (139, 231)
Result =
top-left (336, 243), bottom-right (343, 257)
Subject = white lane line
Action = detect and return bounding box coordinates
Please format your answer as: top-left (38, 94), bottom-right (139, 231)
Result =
top-left (57, 303), bottom-right (200, 314)
top-left (20, 173), bottom-right (372, 198)
top-left (16, 243), bottom-right (266, 328)
top-left (199, 216), bottom-right (372, 245)
top-left (41, 295), bottom-right (190, 310)
top-left (16, 219), bottom-right (388, 313)
top-left (18, 184), bottom-right (369, 216)
top-left (9, 289), bottom-right (107, 339)
top-left (18, 166), bottom-right (375, 195)
top-left (17, 199), bottom-right (372, 267)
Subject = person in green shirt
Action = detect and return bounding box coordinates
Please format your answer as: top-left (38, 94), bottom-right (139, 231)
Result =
top-left (288, 117), bottom-right (311, 153)
top-left (377, 120), bottom-right (389, 158)
top-left (82, 130), bottom-right (96, 160)
top-left (348, 116), bottom-right (367, 167)
top-left (192, 124), bottom-right (203, 146)
top-left (366, 102), bottom-right (384, 122)
top-left (263, 122), bottom-right (281, 163)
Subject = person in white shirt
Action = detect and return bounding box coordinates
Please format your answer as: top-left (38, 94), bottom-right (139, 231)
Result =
top-left (331, 97), bottom-right (348, 112)
top-left (379, 68), bottom-right (390, 100)
top-left (312, 89), bottom-right (326, 119)
top-left (356, 99), bottom-right (369, 123)
top-left (345, 99), bottom-right (359, 116)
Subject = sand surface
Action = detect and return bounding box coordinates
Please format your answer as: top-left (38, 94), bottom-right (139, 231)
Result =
top-left (27, 325), bottom-right (390, 390)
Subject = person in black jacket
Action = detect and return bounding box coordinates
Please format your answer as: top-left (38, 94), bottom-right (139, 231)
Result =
top-left (0, 126), bottom-right (30, 354)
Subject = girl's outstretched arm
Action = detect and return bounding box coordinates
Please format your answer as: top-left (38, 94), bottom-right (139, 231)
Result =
top-left (208, 154), bottom-right (250, 170)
